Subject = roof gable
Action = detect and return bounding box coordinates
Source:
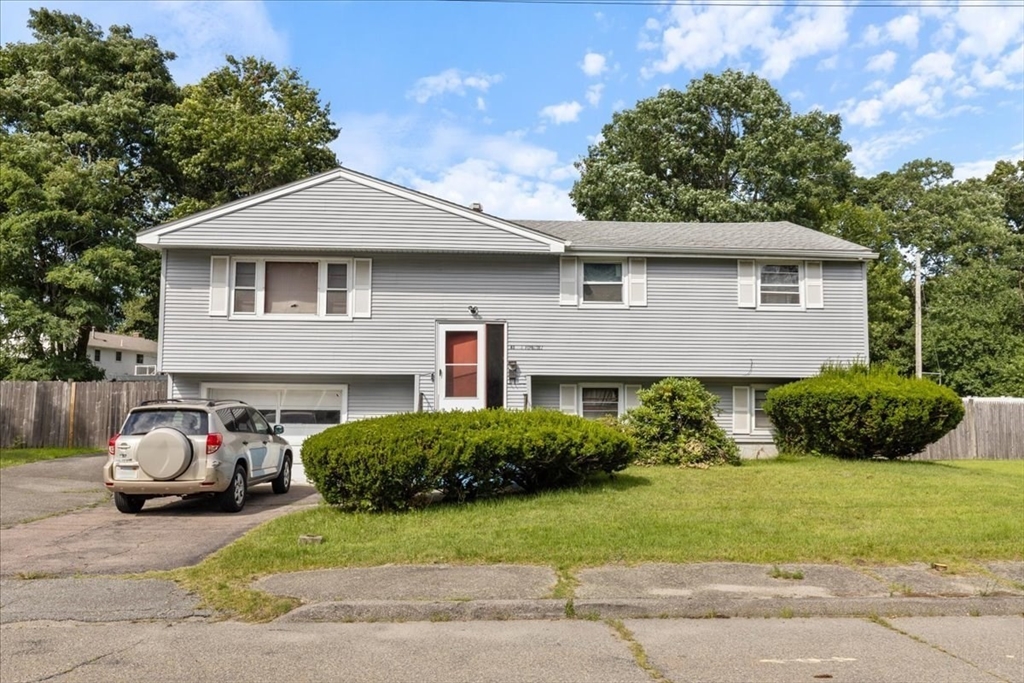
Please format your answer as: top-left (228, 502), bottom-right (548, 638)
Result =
top-left (139, 168), bottom-right (564, 254)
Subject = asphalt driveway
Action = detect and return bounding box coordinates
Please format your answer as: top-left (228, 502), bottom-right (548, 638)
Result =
top-left (0, 454), bottom-right (319, 577)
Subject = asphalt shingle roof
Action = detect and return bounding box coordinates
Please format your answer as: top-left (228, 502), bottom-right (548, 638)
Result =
top-left (513, 220), bottom-right (875, 258)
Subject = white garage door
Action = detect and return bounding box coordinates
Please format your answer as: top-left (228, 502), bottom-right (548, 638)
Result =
top-left (203, 384), bottom-right (348, 451)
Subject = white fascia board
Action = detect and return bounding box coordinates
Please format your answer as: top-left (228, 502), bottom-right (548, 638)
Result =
top-left (566, 247), bottom-right (879, 261)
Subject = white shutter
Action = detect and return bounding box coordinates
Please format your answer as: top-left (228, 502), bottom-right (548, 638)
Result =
top-left (352, 259), bottom-right (372, 318)
top-left (738, 260), bottom-right (756, 308)
top-left (209, 256), bottom-right (229, 316)
top-left (732, 386), bottom-right (751, 434)
top-left (805, 261), bottom-right (823, 309)
top-left (628, 258), bottom-right (647, 307)
top-left (559, 384), bottom-right (578, 414)
top-left (624, 385), bottom-right (642, 411)
top-left (559, 257), bottom-right (578, 306)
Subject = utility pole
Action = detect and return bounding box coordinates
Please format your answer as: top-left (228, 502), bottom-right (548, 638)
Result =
top-left (915, 254), bottom-right (922, 379)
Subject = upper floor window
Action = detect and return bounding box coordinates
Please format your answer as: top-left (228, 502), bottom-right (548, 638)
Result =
top-left (225, 258), bottom-right (361, 319)
top-left (759, 263), bottom-right (801, 307)
top-left (115, 351), bottom-right (122, 362)
top-left (738, 260), bottom-right (822, 310)
top-left (582, 261), bottom-right (625, 305)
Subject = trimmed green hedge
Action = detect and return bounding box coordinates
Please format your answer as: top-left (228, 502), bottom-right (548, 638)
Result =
top-left (764, 364), bottom-right (964, 459)
top-left (620, 377), bottom-right (740, 467)
top-left (301, 409), bottom-right (633, 511)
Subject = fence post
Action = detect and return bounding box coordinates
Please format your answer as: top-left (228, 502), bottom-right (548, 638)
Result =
top-left (66, 381), bottom-right (77, 448)
top-left (967, 398), bottom-right (977, 459)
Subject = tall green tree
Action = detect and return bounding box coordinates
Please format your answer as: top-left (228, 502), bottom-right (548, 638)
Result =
top-left (570, 70), bottom-right (854, 228)
top-left (0, 9), bottom-right (179, 379)
top-left (162, 55), bottom-right (339, 218)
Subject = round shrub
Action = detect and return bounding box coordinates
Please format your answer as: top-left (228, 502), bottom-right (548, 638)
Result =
top-left (301, 409), bottom-right (633, 512)
top-left (764, 363), bottom-right (964, 459)
top-left (620, 377), bottom-right (740, 467)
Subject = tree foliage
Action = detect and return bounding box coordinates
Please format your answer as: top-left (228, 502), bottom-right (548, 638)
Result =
top-left (0, 10), bottom-right (340, 379)
top-left (570, 70), bottom-right (854, 228)
top-left (163, 55), bottom-right (339, 218)
top-left (0, 9), bottom-right (178, 379)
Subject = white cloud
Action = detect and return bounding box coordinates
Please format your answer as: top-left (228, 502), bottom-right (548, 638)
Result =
top-left (885, 14), bottom-right (920, 47)
top-left (581, 52), bottom-right (608, 77)
top-left (397, 159), bottom-right (578, 220)
top-left (539, 101), bottom-right (583, 125)
top-left (867, 50), bottom-right (898, 73)
top-left (849, 128), bottom-right (931, 175)
top-left (0, 0), bottom-right (289, 84)
top-left (407, 69), bottom-right (503, 104)
top-left (640, 3), bottom-right (849, 80)
top-left (585, 84), bottom-right (605, 107)
top-left (952, 144), bottom-right (1024, 180)
top-left (476, 97), bottom-right (486, 112)
top-left (912, 51), bottom-right (956, 81)
top-left (955, 5), bottom-right (1024, 58)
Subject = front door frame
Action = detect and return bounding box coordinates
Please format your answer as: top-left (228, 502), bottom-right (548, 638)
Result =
top-left (436, 322), bottom-right (487, 411)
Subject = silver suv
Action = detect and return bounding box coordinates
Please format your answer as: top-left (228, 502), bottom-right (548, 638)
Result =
top-left (104, 399), bottom-right (293, 514)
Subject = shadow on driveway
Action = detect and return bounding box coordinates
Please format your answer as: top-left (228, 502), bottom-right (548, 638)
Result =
top-left (0, 454), bottom-right (320, 577)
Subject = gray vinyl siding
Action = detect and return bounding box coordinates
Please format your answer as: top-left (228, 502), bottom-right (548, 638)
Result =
top-left (170, 373), bottom-right (413, 419)
top-left (157, 177), bottom-right (550, 253)
top-left (162, 251), bottom-right (868, 383)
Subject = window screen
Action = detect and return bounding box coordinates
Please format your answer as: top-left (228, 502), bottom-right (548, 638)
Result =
top-left (264, 261), bottom-right (318, 314)
top-left (760, 264), bottom-right (800, 306)
top-left (583, 263), bottom-right (623, 303)
top-left (581, 387), bottom-right (619, 419)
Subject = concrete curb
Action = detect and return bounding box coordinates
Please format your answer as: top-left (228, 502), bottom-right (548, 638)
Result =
top-left (276, 595), bottom-right (1024, 623)
top-left (276, 599), bottom-right (568, 623)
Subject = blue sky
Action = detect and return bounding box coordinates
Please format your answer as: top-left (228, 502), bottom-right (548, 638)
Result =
top-left (2, 0), bottom-right (1022, 219)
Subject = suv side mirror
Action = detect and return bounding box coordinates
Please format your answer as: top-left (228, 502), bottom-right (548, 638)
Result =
top-left (273, 424), bottom-right (285, 435)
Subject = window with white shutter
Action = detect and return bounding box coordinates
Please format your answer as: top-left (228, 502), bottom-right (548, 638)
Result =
top-left (805, 261), bottom-right (823, 308)
top-left (737, 260), bottom-right (756, 308)
top-left (209, 256), bottom-right (229, 316)
top-left (216, 257), bottom-right (371, 320)
top-left (732, 386), bottom-right (751, 434)
top-left (559, 384), bottom-right (578, 414)
top-left (559, 258), bottom-right (578, 306)
top-left (628, 258), bottom-right (647, 307)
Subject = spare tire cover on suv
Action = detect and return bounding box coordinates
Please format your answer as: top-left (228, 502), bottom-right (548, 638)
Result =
top-left (137, 428), bottom-right (194, 481)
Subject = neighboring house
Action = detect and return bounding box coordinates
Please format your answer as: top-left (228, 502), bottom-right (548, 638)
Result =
top-left (88, 331), bottom-right (159, 380)
top-left (137, 167), bottom-right (876, 455)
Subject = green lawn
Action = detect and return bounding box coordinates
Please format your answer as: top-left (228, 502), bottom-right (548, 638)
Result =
top-left (175, 457), bottom-right (1023, 620)
top-left (0, 446), bottom-right (103, 469)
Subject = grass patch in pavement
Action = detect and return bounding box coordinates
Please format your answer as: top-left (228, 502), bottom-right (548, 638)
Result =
top-left (0, 446), bottom-right (102, 469)
top-left (179, 457), bottom-right (1023, 621)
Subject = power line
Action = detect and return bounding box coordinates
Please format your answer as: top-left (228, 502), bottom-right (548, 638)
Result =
top-left (366, 0), bottom-right (1024, 7)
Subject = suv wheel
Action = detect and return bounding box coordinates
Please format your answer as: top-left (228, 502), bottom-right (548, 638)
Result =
top-left (114, 492), bottom-right (145, 514)
top-left (218, 464), bottom-right (247, 513)
top-left (272, 456), bottom-right (292, 494)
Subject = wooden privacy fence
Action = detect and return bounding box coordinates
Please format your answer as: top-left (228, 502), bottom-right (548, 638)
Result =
top-left (0, 380), bottom-right (166, 449)
top-left (917, 397), bottom-right (1024, 460)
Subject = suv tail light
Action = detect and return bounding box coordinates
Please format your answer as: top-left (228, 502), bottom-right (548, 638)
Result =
top-left (206, 433), bottom-right (223, 455)
top-left (108, 434), bottom-right (119, 456)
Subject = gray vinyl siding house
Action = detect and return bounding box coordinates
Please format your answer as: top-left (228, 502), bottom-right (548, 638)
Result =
top-left (139, 167), bottom-right (876, 457)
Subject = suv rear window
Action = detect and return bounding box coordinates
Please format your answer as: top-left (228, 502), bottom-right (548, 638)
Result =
top-left (121, 409), bottom-right (208, 436)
